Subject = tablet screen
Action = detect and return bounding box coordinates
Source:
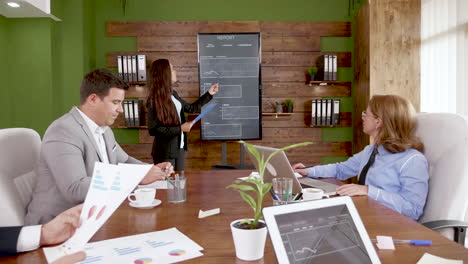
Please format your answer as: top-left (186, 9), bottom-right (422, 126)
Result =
top-left (274, 204), bottom-right (372, 264)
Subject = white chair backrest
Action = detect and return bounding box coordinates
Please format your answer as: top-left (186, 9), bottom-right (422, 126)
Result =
top-left (415, 113), bottom-right (468, 239)
top-left (0, 128), bottom-right (41, 226)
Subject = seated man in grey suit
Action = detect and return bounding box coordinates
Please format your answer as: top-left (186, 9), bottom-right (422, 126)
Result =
top-left (1, 204), bottom-right (85, 263)
top-left (25, 68), bottom-right (173, 225)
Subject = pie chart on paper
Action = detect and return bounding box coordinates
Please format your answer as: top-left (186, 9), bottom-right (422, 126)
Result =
top-left (168, 249), bottom-right (186, 256)
top-left (134, 257), bottom-right (152, 264)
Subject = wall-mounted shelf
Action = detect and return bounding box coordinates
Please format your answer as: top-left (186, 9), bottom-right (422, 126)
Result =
top-left (262, 113), bottom-right (294, 118)
top-left (308, 81), bottom-right (344, 86)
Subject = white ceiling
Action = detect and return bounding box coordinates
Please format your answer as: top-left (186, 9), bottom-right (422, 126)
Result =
top-left (0, 0), bottom-right (60, 21)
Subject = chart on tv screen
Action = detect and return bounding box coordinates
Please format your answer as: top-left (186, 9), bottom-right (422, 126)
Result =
top-left (198, 33), bottom-right (261, 141)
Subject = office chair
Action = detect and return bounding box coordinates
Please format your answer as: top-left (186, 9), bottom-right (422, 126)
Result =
top-left (415, 113), bottom-right (468, 246)
top-left (0, 128), bottom-right (41, 226)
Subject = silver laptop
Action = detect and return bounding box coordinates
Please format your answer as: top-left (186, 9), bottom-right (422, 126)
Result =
top-left (247, 145), bottom-right (338, 195)
top-left (263, 196), bottom-right (381, 264)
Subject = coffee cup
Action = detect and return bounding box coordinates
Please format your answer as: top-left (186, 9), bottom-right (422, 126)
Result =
top-left (302, 188), bottom-right (328, 201)
top-left (128, 188), bottom-right (156, 206)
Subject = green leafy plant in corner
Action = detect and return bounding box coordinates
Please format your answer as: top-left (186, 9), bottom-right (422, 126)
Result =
top-left (227, 141), bottom-right (312, 229)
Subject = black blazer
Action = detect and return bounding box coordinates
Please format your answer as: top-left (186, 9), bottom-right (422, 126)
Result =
top-left (147, 90), bottom-right (213, 159)
top-left (0, 226), bottom-right (23, 257)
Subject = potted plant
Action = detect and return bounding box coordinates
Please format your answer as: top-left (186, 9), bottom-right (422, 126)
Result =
top-left (227, 141), bottom-right (312, 261)
top-left (307, 66), bottom-right (318, 82)
top-left (274, 102), bottom-right (283, 113)
top-left (284, 99), bottom-right (294, 113)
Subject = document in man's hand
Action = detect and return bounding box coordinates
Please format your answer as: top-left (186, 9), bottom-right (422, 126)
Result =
top-left (192, 103), bottom-right (217, 124)
top-left (43, 162), bottom-right (153, 263)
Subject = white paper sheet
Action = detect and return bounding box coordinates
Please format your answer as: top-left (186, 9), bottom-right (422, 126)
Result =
top-left (417, 253), bottom-right (463, 264)
top-left (45, 228), bottom-right (204, 264)
top-left (43, 162), bottom-right (152, 263)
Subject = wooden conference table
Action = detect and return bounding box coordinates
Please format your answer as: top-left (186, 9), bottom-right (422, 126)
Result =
top-left (3, 170), bottom-right (468, 263)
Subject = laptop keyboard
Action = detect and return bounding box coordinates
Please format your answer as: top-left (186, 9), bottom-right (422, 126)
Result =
top-left (298, 177), bottom-right (338, 195)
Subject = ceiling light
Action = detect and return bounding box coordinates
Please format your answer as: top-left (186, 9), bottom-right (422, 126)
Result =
top-left (7, 2), bottom-right (20, 8)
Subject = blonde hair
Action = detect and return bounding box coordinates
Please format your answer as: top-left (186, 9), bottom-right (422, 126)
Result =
top-left (369, 95), bottom-right (424, 153)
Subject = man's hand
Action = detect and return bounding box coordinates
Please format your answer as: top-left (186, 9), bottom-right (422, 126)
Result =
top-left (336, 184), bottom-right (368, 196)
top-left (292, 163), bottom-right (308, 176)
top-left (51, 251), bottom-right (86, 264)
top-left (40, 204), bottom-right (83, 246)
top-left (208, 83), bottom-right (219, 95)
top-left (181, 121), bottom-right (193, 132)
top-left (140, 162), bottom-right (173, 185)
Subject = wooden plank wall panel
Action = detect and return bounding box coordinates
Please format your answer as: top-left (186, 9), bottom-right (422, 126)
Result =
top-left (369, 0), bottom-right (420, 111)
top-left (107, 21), bottom-right (352, 170)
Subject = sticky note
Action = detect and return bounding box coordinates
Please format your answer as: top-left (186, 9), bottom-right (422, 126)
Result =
top-left (198, 208), bottom-right (220, 218)
top-left (376, 236), bottom-right (395, 250)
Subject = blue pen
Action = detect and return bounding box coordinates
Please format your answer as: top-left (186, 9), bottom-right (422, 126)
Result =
top-left (394, 239), bottom-right (432, 246)
top-left (371, 239), bottom-right (432, 246)
top-left (270, 189), bottom-right (280, 201)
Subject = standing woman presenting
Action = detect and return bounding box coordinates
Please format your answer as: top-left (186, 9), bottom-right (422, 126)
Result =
top-left (146, 59), bottom-right (218, 171)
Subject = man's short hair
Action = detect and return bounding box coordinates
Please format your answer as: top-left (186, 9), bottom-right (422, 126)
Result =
top-left (80, 68), bottom-right (129, 104)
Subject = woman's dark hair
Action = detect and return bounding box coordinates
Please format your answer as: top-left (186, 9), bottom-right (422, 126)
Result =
top-left (147, 59), bottom-right (179, 126)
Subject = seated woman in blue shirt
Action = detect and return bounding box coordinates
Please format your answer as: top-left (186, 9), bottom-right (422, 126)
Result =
top-left (293, 94), bottom-right (429, 220)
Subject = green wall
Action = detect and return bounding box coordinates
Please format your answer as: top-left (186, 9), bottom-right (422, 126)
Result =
top-left (0, 0), bottom-right (95, 134)
top-left (0, 18), bottom-right (55, 134)
top-left (0, 16), bottom-right (10, 126)
top-left (1, 0), bottom-right (364, 162)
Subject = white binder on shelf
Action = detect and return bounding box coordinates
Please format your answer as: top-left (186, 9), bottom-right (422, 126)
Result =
top-left (132, 100), bottom-right (140, 126)
top-left (117, 56), bottom-right (123, 80)
top-left (324, 55), bottom-right (329, 81)
top-left (326, 99), bottom-right (332, 125)
top-left (316, 99), bottom-right (322, 126)
top-left (332, 99), bottom-right (340, 125)
top-left (131, 55), bottom-right (137, 82)
top-left (311, 99), bottom-right (317, 126)
top-left (332, 55), bottom-right (337, 81)
top-left (321, 99), bottom-right (327, 125)
top-left (122, 56), bottom-right (129, 82)
top-left (123, 100), bottom-right (131, 126)
top-left (137, 54), bottom-right (147, 82)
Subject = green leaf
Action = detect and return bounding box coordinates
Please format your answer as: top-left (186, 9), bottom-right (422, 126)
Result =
top-left (227, 184), bottom-right (259, 194)
top-left (239, 191), bottom-right (257, 211)
top-left (241, 141), bottom-right (261, 164)
top-left (262, 183), bottom-right (272, 195)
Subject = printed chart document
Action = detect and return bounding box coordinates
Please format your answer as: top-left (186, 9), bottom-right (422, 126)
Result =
top-left (43, 162), bottom-right (153, 263)
top-left (56, 228), bottom-right (203, 264)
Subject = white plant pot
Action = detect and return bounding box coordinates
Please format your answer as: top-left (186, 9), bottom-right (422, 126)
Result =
top-left (230, 219), bottom-right (268, 261)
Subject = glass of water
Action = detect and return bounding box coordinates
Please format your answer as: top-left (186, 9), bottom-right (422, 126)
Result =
top-left (272, 177), bottom-right (293, 205)
top-left (167, 174), bottom-right (187, 203)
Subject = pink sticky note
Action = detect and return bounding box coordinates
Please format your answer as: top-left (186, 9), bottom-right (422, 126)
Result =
top-left (376, 236), bottom-right (395, 250)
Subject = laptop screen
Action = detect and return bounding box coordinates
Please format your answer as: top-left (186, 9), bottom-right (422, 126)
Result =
top-left (263, 196), bottom-right (380, 264)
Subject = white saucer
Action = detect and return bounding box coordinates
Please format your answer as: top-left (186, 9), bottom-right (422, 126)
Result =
top-left (129, 199), bottom-right (162, 209)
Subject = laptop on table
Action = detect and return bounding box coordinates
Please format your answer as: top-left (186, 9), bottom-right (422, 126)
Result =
top-left (247, 145), bottom-right (338, 195)
top-left (263, 196), bottom-right (381, 264)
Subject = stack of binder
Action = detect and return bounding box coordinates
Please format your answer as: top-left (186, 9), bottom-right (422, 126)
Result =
top-left (311, 99), bottom-right (340, 126)
top-left (117, 55), bottom-right (147, 83)
top-left (123, 99), bottom-right (143, 127)
top-left (322, 54), bottom-right (338, 81)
